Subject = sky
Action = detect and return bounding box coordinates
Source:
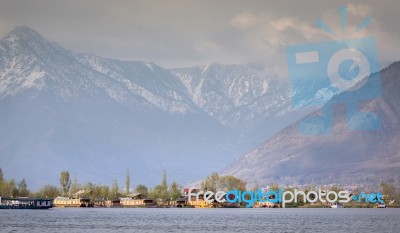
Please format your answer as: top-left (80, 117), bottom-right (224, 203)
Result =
top-left (0, 0), bottom-right (399, 74)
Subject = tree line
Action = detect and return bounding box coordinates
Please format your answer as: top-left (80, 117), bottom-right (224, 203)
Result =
top-left (0, 168), bottom-right (30, 197)
top-left (200, 172), bottom-right (246, 192)
top-left (2, 167), bottom-right (396, 205)
top-left (0, 167), bottom-right (183, 202)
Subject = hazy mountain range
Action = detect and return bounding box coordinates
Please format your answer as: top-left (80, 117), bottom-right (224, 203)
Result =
top-left (223, 61), bottom-right (400, 188)
top-left (1, 26), bottom-right (398, 190)
top-left (0, 26), bottom-right (308, 189)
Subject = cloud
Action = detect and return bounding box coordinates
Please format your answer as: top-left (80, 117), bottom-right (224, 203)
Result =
top-left (231, 11), bottom-right (329, 49)
top-left (231, 11), bottom-right (263, 29)
top-left (347, 3), bottom-right (372, 17)
top-left (270, 17), bottom-right (296, 31)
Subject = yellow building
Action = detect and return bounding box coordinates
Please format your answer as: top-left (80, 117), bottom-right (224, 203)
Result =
top-left (187, 199), bottom-right (213, 208)
top-left (54, 197), bottom-right (92, 207)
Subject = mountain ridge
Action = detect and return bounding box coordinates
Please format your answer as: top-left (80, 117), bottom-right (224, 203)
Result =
top-left (222, 61), bottom-right (400, 188)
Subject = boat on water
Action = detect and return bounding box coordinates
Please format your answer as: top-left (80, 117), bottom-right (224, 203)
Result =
top-left (0, 197), bottom-right (53, 209)
top-left (377, 203), bottom-right (387, 208)
top-left (54, 196), bottom-right (93, 207)
top-left (330, 203), bottom-right (344, 208)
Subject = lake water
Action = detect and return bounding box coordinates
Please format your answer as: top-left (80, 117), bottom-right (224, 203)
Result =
top-left (0, 208), bottom-right (399, 233)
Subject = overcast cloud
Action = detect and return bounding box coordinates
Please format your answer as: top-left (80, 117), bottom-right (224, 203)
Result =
top-left (0, 0), bottom-right (399, 76)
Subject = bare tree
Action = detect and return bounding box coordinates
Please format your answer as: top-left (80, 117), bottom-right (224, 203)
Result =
top-left (111, 179), bottom-right (119, 198)
top-left (70, 175), bottom-right (80, 197)
top-left (134, 184), bottom-right (148, 196)
top-left (126, 168), bottom-right (130, 195)
top-left (161, 170), bottom-right (168, 200)
top-left (0, 167), bottom-right (3, 183)
top-left (0, 167), bottom-right (4, 196)
top-left (59, 170), bottom-right (71, 196)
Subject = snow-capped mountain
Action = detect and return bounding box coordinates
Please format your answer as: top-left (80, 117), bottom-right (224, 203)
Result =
top-left (0, 26), bottom-right (198, 113)
top-left (76, 54), bottom-right (199, 114)
top-left (0, 26), bottom-right (302, 188)
top-left (170, 64), bottom-right (289, 127)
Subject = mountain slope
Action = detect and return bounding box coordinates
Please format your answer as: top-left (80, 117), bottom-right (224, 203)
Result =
top-left (223, 61), bottom-right (400, 187)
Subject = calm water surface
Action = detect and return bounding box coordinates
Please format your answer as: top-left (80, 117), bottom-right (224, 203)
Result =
top-left (0, 208), bottom-right (399, 233)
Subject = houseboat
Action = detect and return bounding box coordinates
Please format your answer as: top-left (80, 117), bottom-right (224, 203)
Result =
top-left (184, 189), bottom-right (214, 208)
top-left (176, 198), bottom-right (187, 208)
top-left (0, 197), bottom-right (53, 209)
top-left (54, 196), bottom-right (92, 207)
top-left (105, 198), bottom-right (121, 207)
top-left (120, 193), bottom-right (156, 207)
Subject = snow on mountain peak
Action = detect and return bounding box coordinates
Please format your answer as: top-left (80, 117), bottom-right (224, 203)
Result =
top-left (1, 26), bottom-right (294, 125)
top-left (170, 64), bottom-right (290, 127)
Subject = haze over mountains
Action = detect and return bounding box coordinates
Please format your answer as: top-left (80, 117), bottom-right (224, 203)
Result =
top-left (223, 61), bottom-right (400, 188)
top-left (2, 26), bottom-right (398, 190)
top-left (0, 26), bottom-right (307, 189)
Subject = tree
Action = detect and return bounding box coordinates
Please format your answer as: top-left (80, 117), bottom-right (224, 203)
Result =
top-left (126, 168), bottom-right (130, 195)
top-left (0, 167), bottom-right (4, 196)
top-left (201, 172), bottom-right (219, 193)
top-left (36, 185), bottom-right (61, 198)
top-left (269, 183), bottom-right (280, 192)
top-left (82, 182), bottom-right (95, 198)
top-left (18, 178), bottom-right (30, 197)
top-left (381, 182), bottom-right (396, 202)
top-left (160, 170), bottom-right (168, 200)
top-left (100, 185), bottom-right (110, 199)
top-left (0, 167), bottom-right (3, 183)
top-left (10, 180), bottom-right (19, 197)
top-left (1, 179), bottom-right (17, 197)
top-left (148, 185), bottom-right (163, 200)
top-left (111, 180), bottom-right (119, 198)
top-left (59, 170), bottom-right (71, 196)
top-left (82, 182), bottom-right (104, 202)
top-left (93, 185), bottom-right (103, 202)
top-left (70, 175), bottom-right (80, 197)
top-left (201, 173), bottom-right (246, 192)
top-left (169, 181), bottom-right (181, 201)
top-left (218, 175), bottom-right (246, 192)
top-left (134, 184), bottom-right (149, 196)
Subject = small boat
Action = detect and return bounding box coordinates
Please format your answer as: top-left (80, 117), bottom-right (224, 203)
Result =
top-left (0, 197), bottom-right (53, 209)
top-left (330, 203), bottom-right (344, 208)
top-left (377, 203), bottom-right (387, 208)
